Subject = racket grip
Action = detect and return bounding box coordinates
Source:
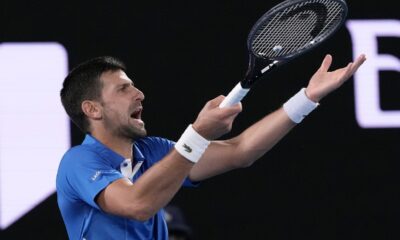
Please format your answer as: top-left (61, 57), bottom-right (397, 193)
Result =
top-left (219, 83), bottom-right (250, 108)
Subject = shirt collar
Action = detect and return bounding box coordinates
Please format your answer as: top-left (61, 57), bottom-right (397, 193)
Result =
top-left (82, 134), bottom-right (145, 169)
top-left (133, 142), bottom-right (145, 161)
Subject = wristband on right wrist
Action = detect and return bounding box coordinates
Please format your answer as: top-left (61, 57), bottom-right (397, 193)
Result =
top-left (283, 88), bottom-right (319, 123)
top-left (175, 124), bottom-right (210, 163)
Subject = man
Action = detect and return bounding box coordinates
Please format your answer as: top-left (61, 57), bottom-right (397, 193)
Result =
top-left (57, 54), bottom-right (366, 239)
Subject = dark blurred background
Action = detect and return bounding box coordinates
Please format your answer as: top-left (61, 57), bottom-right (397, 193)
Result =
top-left (0, 0), bottom-right (399, 239)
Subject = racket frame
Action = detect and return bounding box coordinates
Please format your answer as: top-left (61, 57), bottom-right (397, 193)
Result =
top-left (219, 0), bottom-right (348, 107)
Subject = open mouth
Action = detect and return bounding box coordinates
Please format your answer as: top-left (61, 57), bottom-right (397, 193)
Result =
top-left (130, 107), bottom-right (142, 120)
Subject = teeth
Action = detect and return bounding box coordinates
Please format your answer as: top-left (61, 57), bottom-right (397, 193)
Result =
top-left (131, 109), bottom-right (141, 119)
top-left (130, 106), bottom-right (143, 119)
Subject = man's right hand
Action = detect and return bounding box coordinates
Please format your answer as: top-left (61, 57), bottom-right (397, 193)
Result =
top-left (192, 95), bottom-right (242, 140)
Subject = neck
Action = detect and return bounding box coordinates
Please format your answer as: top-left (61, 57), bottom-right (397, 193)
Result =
top-left (91, 131), bottom-right (133, 159)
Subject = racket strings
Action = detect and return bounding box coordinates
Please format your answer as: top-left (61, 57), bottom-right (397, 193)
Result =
top-left (258, 0), bottom-right (342, 57)
top-left (315, 2), bottom-right (343, 40)
top-left (252, 0), bottom-right (345, 59)
top-left (253, 0), bottom-right (338, 52)
top-left (255, 0), bottom-right (339, 55)
top-left (253, 1), bottom-right (313, 48)
top-left (274, 10), bottom-right (318, 56)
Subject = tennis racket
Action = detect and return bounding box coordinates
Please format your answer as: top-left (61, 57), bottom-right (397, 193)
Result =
top-left (219, 0), bottom-right (348, 108)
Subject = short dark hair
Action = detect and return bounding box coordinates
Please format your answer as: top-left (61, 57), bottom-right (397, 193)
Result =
top-left (60, 56), bottom-right (126, 132)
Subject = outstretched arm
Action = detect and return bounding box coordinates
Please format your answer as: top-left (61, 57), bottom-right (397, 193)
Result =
top-left (97, 96), bottom-right (242, 221)
top-left (189, 54), bottom-right (366, 182)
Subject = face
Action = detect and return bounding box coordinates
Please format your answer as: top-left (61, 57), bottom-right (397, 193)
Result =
top-left (98, 69), bottom-right (146, 140)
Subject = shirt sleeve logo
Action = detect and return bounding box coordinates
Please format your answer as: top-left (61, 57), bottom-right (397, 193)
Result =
top-left (91, 171), bottom-right (102, 181)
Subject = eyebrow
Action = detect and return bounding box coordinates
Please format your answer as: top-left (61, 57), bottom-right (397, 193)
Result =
top-left (117, 83), bottom-right (129, 88)
top-left (116, 81), bottom-right (135, 90)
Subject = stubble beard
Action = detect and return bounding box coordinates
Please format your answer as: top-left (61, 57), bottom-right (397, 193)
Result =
top-left (121, 123), bottom-right (147, 140)
top-left (103, 112), bottom-right (147, 141)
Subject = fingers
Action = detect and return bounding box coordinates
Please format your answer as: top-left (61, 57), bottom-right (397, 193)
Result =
top-left (341, 62), bottom-right (354, 80)
top-left (225, 102), bottom-right (243, 116)
top-left (319, 54), bottom-right (333, 72)
top-left (208, 95), bottom-right (225, 107)
top-left (219, 100), bottom-right (243, 117)
top-left (208, 95), bottom-right (242, 115)
top-left (350, 54), bottom-right (367, 74)
top-left (341, 54), bottom-right (367, 80)
top-left (194, 95), bottom-right (242, 139)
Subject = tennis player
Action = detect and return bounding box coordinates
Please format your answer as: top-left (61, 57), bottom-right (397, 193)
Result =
top-left (57, 54), bottom-right (366, 239)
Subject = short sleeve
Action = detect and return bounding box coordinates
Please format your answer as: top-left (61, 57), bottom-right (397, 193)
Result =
top-left (57, 147), bottom-right (124, 210)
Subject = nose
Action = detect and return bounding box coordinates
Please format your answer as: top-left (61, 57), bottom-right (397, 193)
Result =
top-left (133, 87), bottom-right (145, 101)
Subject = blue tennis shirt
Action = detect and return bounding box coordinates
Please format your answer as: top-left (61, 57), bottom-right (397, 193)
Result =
top-left (56, 134), bottom-right (195, 240)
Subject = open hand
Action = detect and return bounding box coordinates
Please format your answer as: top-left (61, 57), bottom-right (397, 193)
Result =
top-left (305, 54), bottom-right (366, 102)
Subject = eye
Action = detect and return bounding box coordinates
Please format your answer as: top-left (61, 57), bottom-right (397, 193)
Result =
top-left (118, 82), bottom-right (135, 93)
top-left (119, 83), bottom-right (130, 92)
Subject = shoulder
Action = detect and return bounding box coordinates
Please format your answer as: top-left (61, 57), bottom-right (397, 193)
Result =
top-left (56, 145), bottom-right (99, 197)
top-left (135, 136), bottom-right (175, 160)
top-left (59, 145), bottom-right (101, 167)
top-left (57, 145), bottom-right (109, 180)
top-left (136, 136), bottom-right (175, 149)
top-left (56, 144), bottom-right (116, 189)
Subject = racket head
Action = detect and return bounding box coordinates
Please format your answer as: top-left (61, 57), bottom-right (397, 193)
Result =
top-left (247, 0), bottom-right (348, 61)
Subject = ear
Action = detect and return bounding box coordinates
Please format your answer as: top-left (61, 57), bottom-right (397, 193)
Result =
top-left (82, 100), bottom-right (102, 120)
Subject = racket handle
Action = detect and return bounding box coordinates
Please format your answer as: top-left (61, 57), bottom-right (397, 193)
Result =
top-left (219, 83), bottom-right (250, 108)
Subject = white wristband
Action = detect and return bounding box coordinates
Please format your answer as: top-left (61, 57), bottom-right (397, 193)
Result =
top-left (283, 88), bottom-right (319, 123)
top-left (175, 124), bottom-right (210, 163)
